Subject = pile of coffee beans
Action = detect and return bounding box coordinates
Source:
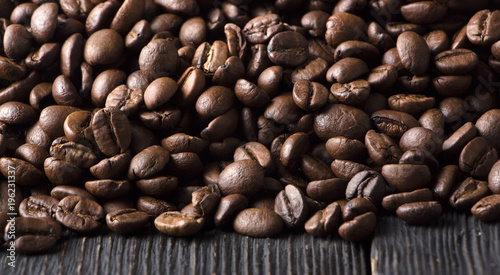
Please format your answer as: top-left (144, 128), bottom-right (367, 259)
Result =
top-left (2, 0), bottom-right (500, 254)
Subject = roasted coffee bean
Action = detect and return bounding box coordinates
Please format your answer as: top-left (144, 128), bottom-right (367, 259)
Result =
top-left (0, 101), bottom-right (37, 125)
top-left (325, 13), bottom-right (365, 48)
top-left (128, 145), bottom-right (169, 180)
top-left (196, 86), bottom-right (235, 120)
top-left (161, 133), bottom-right (208, 154)
top-left (434, 49), bottom-right (478, 75)
top-left (137, 196), bottom-right (177, 217)
top-left (466, 10), bottom-right (500, 46)
top-left (424, 30), bottom-right (449, 56)
top-left (371, 110), bottom-right (420, 138)
top-left (50, 137), bottom-right (97, 168)
top-left (50, 185), bottom-right (96, 201)
top-left (399, 148), bottom-right (439, 171)
top-left (274, 184), bottom-right (309, 228)
top-left (330, 159), bottom-right (370, 181)
top-left (19, 195), bottom-right (59, 219)
top-left (280, 132), bottom-right (309, 170)
top-left (267, 31), bottom-right (308, 67)
top-left (330, 79), bottom-right (370, 106)
top-left (265, 93), bottom-right (303, 125)
top-left (191, 186), bottom-right (220, 216)
top-left (449, 177), bottom-right (490, 210)
top-left (306, 178), bottom-right (348, 203)
top-left (243, 14), bottom-right (283, 44)
top-left (338, 212), bottom-right (376, 242)
top-left (139, 38), bottom-right (178, 80)
top-left (31, 3), bottom-right (58, 44)
top-left (459, 137), bottom-right (498, 179)
top-left (396, 31), bottom-right (429, 76)
top-left (0, 157), bottom-right (44, 186)
top-left (234, 79), bottom-right (270, 108)
top-left (84, 29), bottom-right (123, 66)
top-left (29, 82), bottom-right (54, 112)
top-left (365, 129), bottom-right (402, 165)
top-left (102, 198), bottom-right (136, 215)
top-left (401, 2), bottom-right (447, 25)
top-left (85, 179), bottom-right (131, 199)
top-left (489, 160), bottom-right (500, 194)
top-left (471, 195), bottom-right (500, 222)
top-left (233, 208), bottom-right (282, 237)
top-left (382, 164), bottom-right (431, 192)
top-left (92, 108), bottom-right (131, 157)
top-left (432, 165), bottom-right (460, 201)
top-left (343, 197), bottom-right (377, 221)
top-left (105, 85), bottom-right (144, 117)
top-left (382, 188), bottom-right (433, 213)
top-left (0, 56), bottom-right (27, 82)
top-left (179, 17), bottom-right (206, 48)
top-left (4, 217), bottom-right (62, 253)
top-left (388, 94), bottom-right (435, 116)
top-left (367, 21), bottom-right (395, 51)
top-left (192, 41), bottom-right (229, 76)
top-left (51, 75), bottom-right (82, 106)
top-left (154, 211), bottom-right (205, 237)
top-left (314, 104), bottom-right (371, 141)
top-left (419, 108), bottom-right (445, 139)
top-left (143, 77), bottom-right (177, 110)
top-left (396, 201), bottom-right (442, 225)
top-left (225, 23), bottom-right (247, 60)
top-left (106, 209), bottom-right (149, 234)
top-left (304, 202), bottom-right (342, 237)
top-left (346, 170), bottom-right (386, 204)
top-left (234, 142), bottom-right (273, 174)
top-left (218, 159), bottom-right (264, 196)
top-left (165, 152), bottom-right (203, 178)
top-left (396, 75), bottom-right (430, 94)
top-left (56, 195), bottom-right (104, 232)
top-left (326, 57), bottom-right (368, 84)
top-left (301, 10), bottom-right (329, 38)
top-left (300, 154), bottom-right (334, 181)
top-left (44, 157), bottom-right (82, 186)
top-left (400, 127), bottom-right (442, 156)
top-left (91, 70), bottom-right (128, 107)
top-left (441, 122), bottom-right (477, 158)
top-left (14, 143), bottom-right (50, 169)
top-left (214, 194), bottom-right (248, 227)
top-left (3, 24), bottom-right (32, 61)
top-left (475, 109), bottom-right (500, 152)
top-left (367, 64), bottom-right (398, 92)
top-left (326, 136), bottom-right (366, 162)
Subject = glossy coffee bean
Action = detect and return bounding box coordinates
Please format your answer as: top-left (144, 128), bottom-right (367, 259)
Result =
top-left (471, 195), bottom-right (500, 222)
top-left (84, 29), bottom-right (124, 66)
top-left (233, 208), bottom-right (283, 238)
top-left (396, 31), bottom-right (429, 76)
top-left (214, 194), bottom-right (248, 227)
top-left (466, 10), bottom-right (500, 46)
top-left (106, 209), bottom-right (149, 234)
top-left (92, 108), bottom-right (131, 157)
top-left (382, 164), bottom-right (431, 192)
top-left (382, 188), bottom-right (433, 213)
top-left (19, 195), bottom-right (59, 219)
top-left (365, 129), bottom-right (402, 165)
top-left (218, 160), bottom-right (264, 196)
top-left (55, 195), bottom-right (104, 233)
top-left (396, 201), bottom-right (442, 225)
top-left (4, 217), bottom-right (62, 253)
top-left (155, 211), bottom-right (205, 237)
top-left (314, 104), bottom-right (371, 141)
top-left (267, 31), bottom-right (308, 67)
top-left (306, 178), bottom-right (348, 203)
top-left (338, 212), bottom-right (376, 242)
top-left (50, 185), bottom-right (96, 201)
top-left (449, 177), bottom-right (490, 210)
top-left (128, 145), bottom-right (170, 180)
top-left (371, 110), bottom-right (420, 138)
top-left (274, 184), bottom-right (309, 228)
top-left (85, 179), bottom-right (131, 199)
top-left (459, 137), bottom-right (498, 180)
top-left (346, 170), bottom-right (386, 204)
top-left (304, 202), bottom-right (342, 237)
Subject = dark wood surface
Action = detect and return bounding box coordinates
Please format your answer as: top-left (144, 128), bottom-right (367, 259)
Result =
top-left (0, 211), bottom-right (498, 275)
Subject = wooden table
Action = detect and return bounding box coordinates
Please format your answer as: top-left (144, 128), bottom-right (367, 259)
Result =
top-left (1, 210), bottom-right (499, 275)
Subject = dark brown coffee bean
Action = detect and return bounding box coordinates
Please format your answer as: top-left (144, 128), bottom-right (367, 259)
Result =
top-left (225, 23), bottom-right (247, 60)
top-left (326, 57), bottom-right (369, 84)
top-left (442, 122), bottom-right (477, 158)
top-left (326, 136), bottom-right (366, 162)
top-left (44, 157), bottom-right (82, 186)
top-left (265, 93), bottom-right (303, 125)
top-left (234, 79), bottom-right (270, 108)
top-left (301, 10), bottom-right (329, 38)
top-left (25, 122), bottom-right (52, 151)
top-left (60, 33), bottom-right (84, 79)
top-left (143, 77), bottom-right (177, 110)
top-left (434, 49), bottom-right (478, 75)
top-left (401, 2), bottom-right (447, 25)
top-left (399, 148), bottom-right (439, 172)
top-left (195, 86), bottom-right (235, 120)
top-left (280, 132), bottom-right (309, 170)
top-left (91, 69), bottom-right (128, 107)
top-left (59, 0), bottom-right (94, 20)
top-left (399, 127), bottom-right (442, 156)
top-left (209, 137), bottom-right (241, 160)
top-left (449, 177), bottom-right (490, 210)
top-left (0, 101), bottom-right (36, 125)
top-left (371, 109), bottom-right (420, 138)
top-left (164, 152), bottom-right (203, 179)
top-left (84, 29), bottom-right (123, 66)
top-left (304, 202), bottom-right (342, 237)
top-left (85, 179), bottom-right (131, 199)
top-left (0, 56), bottom-right (27, 82)
top-left (267, 31), bottom-right (308, 67)
top-left (155, 0), bottom-right (199, 16)
top-left (3, 24), bottom-right (32, 61)
top-left (466, 10), bottom-right (500, 46)
top-left (346, 170), bottom-right (386, 204)
top-left (5, 217), bottom-right (62, 253)
top-left (315, 104), bottom-right (371, 141)
top-left (155, 211), bottom-right (205, 236)
top-left (367, 64), bottom-right (398, 92)
top-left (192, 41), bottom-right (229, 76)
top-left (174, 67), bottom-right (205, 108)
top-left (139, 39), bottom-right (178, 80)
top-left (102, 198), bottom-right (136, 215)
top-left (489, 160), bottom-right (500, 194)
top-left (343, 197), bottom-right (377, 221)
top-left (106, 208), bottom-right (149, 234)
top-left (338, 212), bottom-right (376, 242)
top-left (242, 14), bottom-right (283, 44)
top-left (432, 165), bottom-right (460, 201)
top-left (105, 85), bottom-right (144, 117)
top-left (396, 31), bottom-right (430, 76)
top-left (62, 111), bottom-right (94, 146)
top-left (161, 133), bottom-right (208, 154)
top-left (51, 75), bottom-right (82, 107)
top-left (382, 164), bottom-right (431, 192)
top-left (247, 43), bottom-right (272, 80)
top-left (325, 13), bottom-right (365, 48)
top-left (29, 82), bottom-right (53, 112)
top-left (139, 105), bottom-right (182, 131)
top-left (234, 142), bottom-right (272, 174)
top-left (419, 108), bottom-right (445, 139)
top-left (218, 159), bottom-right (264, 196)
top-left (214, 194), bottom-right (248, 227)
top-left (459, 137), bottom-right (498, 180)
top-left (56, 195), bottom-right (104, 232)
top-left (367, 21), bottom-right (395, 51)
top-left (92, 108), bottom-right (131, 157)
top-left (0, 157), bottom-right (43, 186)
top-left (31, 3), bottom-right (58, 44)
top-left (201, 108), bottom-right (239, 142)
top-left (388, 94), bottom-right (435, 116)
top-left (330, 79), bottom-right (370, 106)
top-left (137, 196), bottom-right (177, 217)
top-left (432, 75), bottom-right (472, 98)
top-left (365, 129), bottom-right (402, 165)
top-left (233, 208), bottom-right (283, 237)
top-left (396, 201), bottom-right (442, 225)
top-left (109, 0), bottom-right (144, 35)
top-left (424, 30), bottom-right (449, 56)
top-left (330, 159), bottom-right (370, 181)
top-left (125, 20), bottom-right (152, 52)
top-left (128, 145), bottom-right (170, 180)
top-left (19, 195), bottom-right (59, 219)
top-left (179, 17), bottom-right (206, 48)
top-left (300, 154), bottom-right (334, 181)
top-left (382, 188), bottom-right (433, 212)
top-left (307, 178), bottom-right (348, 203)
top-left (471, 195), bottom-right (500, 222)
top-left (50, 185), bottom-right (96, 201)
top-left (476, 109), bottom-right (500, 152)
top-left (50, 137), bottom-right (97, 168)
top-left (14, 143), bottom-right (49, 169)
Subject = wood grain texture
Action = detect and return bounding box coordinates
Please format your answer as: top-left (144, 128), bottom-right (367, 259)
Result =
top-left (371, 211), bottom-right (500, 275)
top-left (0, 226), bottom-right (367, 275)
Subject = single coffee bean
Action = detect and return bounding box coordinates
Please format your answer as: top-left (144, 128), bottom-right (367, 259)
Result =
top-left (434, 49), bottom-right (478, 75)
top-left (29, 82), bottom-right (54, 112)
top-left (396, 31), bottom-right (430, 76)
top-left (195, 86), bottom-right (235, 120)
top-left (225, 23), bottom-right (247, 60)
top-left (234, 78), bottom-right (270, 108)
top-left (44, 157), bottom-right (82, 186)
top-left (3, 24), bottom-right (33, 61)
top-left (449, 177), bottom-right (490, 210)
top-left (91, 69), bottom-right (128, 107)
top-left (233, 208), bottom-right (283, 238)
top-left (161, 133), bottom-right (209, 154)
top-left (85, 179), bottom-right (131, 199)
top-left (214, 194), bottom-right (248, 227)
top-left (50, 185), bottom-right (96, 201)
top-left (326, 57), bottom-right (369, 84)
top-left (424, 30), bottom-right (449, 56)
top-left (56, 195), bottom-right (104, 233)
top-left (192, 41), bottom-right (229, 76)
top-left (243, 14), bottom-right (283, 44)
top-left (264, 93), bottom-right (303, 125)
top-left (14, 143), bottom-right (50, 169)
top-left (267, 31), bottom-right (308, 67)
top-left (280, 132), bottom-right (309, 170)
top-left (371, 110), bottom-right (420, 138)
top-left (84, 29), bottom-right (124, 66)
top-left (92, 108), bottom-right (131, 157)
top-left (0, 157), bottom-right (44, 186)
top-left (466, 10), bottom-right (500, 46)
top-left (396, 201), bottom-right (442, 225)
top-left (0, 56), bottom-right (27, 82)
top-left (218, 160), bottom-right (264, 196)
top-left (304, 202), bottom-right (342, 237)
top-left (459, 137), bottom-right (498, 179)
top-left (154, 211), bottom-right (205, 237)
top-left (19, 195), bottom-right (59, 219)
top-left (4, 217), bottom-right (62, 253)
top-left (137, 196), bottom-right (177, 217)
top-left (432, 165), bottom-right (460, 201)
top-left (155, 0), bottom-right (199, 16)
top-left (399, 148), bottom-right (439, 172)
top-left (330, 79), bottom-right (370, 106)
top-left (106, 209), bottom-right (149, 234)
top-left (143, 77), bottom-right (177, 110)
top-left (102, 198), bottom-right (136, 215)
top-left (175, 67), bottom-right (206, 108)
top-left (39, 105), bottom-right (82, 139)
top-left (441, 122), bottom-right (477, 158)
top-left (31, 3), bottom-right (58, 44)
top-left (388, 94), bottom-right (435, 116)
top-left (382, 188), bottom-right (433, 212)
top-left (401, 2), bottom-right (447, 25)
top-left (471, 195), bottom-right (500, 222)
top-left (306, 178), bottom-right (348, 203)
top-left (343, 197), bottom-right (377, 221)
top-left (419, 108), bottom-right (445, 139)
top-left (301, 10), bottom-right (329, 38)
top-left (475, 109), bottom-right (500, 152)
top-left (105, 85), bottom-right (144, 117)
top-left (314, 104), bottom-right (371, 141)
top-left (367, 64), bottom-right (398, 92)
top-left (191, 186), bottom-right (221, 216)
top-left (50, 138), bottom-right (98, 168)
top-left (139, 39), bottom-right (178, 80)
top-left (365, 129), bottom-right (402, 165)
top-left (128, 145), bottom-right (170, 180)
top-left (326, 136), bottom-right (366, 162)
top-left (399, 127), bottom-right (442, 156)
top-left (346, 170), bottom-right (386, 204)
top-left (338, 212), bottom-right (376, 242)
top-left (0, 101), bottom-right (37, 125)
top-left (382, 164), bottom-right (431, 192)
top-left (330, 159), bottom-right (370, 181)
top-left (396, 75), bottom-right (430, 94)
top-left (367, 21), bottom-right (395, 51)
top-left (300, 154), bottom-right (334, 181)
top-left (274, 184), bottom-right (309, 228)
top-left (234, 142), bottom-right (273, 174)
top-left (489, 160), bottom-right (500, 194)
top-left (325, 13), bottom-right (365, 48)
